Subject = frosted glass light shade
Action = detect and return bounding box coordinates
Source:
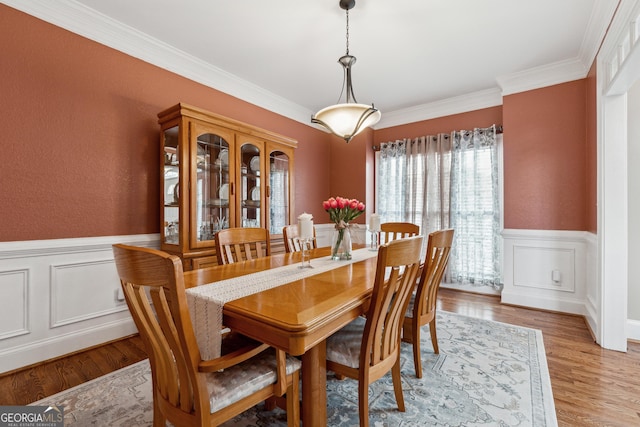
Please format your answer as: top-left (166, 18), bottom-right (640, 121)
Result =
top-left (312, 102), bottom-right (381, 142)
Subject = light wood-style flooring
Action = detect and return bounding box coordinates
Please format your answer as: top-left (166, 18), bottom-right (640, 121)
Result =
top-left (1, 288), bottom-right (638, 426)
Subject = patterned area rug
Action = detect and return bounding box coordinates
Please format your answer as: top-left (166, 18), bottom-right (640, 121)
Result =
top-left (33, 312), bottom-right (557, 426)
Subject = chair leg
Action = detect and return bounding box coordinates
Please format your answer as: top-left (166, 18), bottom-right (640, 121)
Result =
top-left (412, 318), bottom-right (423, 379)
top-left (391, 359), bottom-right (405, 412)
top-left (358, 379), bottom-right (370, 427)
top-left (152, 400), bottom-right (165, 427)
top-left (429, 318), bottom-right (439, 354)
top-left (264, 396), bottom-right (277, 411)
top-left (286, 371), bottom-right (300, 427)
top-left (401, 320), bottom-right (411, 343)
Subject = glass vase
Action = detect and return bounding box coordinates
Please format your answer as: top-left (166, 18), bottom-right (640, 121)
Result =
top-left (331, 225), bottom-right (352, 260)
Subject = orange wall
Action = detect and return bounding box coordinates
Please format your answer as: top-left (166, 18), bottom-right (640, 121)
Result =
top-left (326, 128), bottom-right (375, 225)
top-left (0, 5), bottom-right (331, 241)
top-left (503, 80), bottom-right (587, 230)
top-left (0, 5), bottom-right (597, 240)
top-left (370, 81), bottom-right (593, 231)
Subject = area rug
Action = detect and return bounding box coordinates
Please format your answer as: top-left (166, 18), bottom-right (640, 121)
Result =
top-left (32, 311), bottom-right (557, 426)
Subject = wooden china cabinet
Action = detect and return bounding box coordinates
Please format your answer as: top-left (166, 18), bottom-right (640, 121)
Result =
top-left (158, 103), bottom-right (296, 270)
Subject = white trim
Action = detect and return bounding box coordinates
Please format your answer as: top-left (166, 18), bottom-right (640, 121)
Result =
top-left (594, 0), bottom-right (639, 352)
top-left (598, 93), bottom-right (629, 351)
top-left (501, 229), bottom-right (589, 316)
top-left (628, 318), bottom-right (640, 341)
top-left (0, 234), bottom-right (158, 373)
top-left (0, 318), bottom-right (137, 373)
top-left (0, 233), bottom-right (159, 258)
top-left (579, 0), bottom-right (622, 69)
top-left (601, 0), bottom-right (640, 93)
top-left (3, 0), bottom-right (617, 129)
top-left (1, 0), bottom-right (313, 126)
top-left (374, 88), bottom-right (503, 130)
top-left (583, 232), bottom-right (599, 339)
top-left (497, 58), bottom-right (587, 96)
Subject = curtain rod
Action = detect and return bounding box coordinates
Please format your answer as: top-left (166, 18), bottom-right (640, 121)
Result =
top-left (372, 125), bottom-right (503, 151)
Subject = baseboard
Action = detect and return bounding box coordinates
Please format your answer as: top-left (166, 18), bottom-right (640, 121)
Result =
top-left (500, 290), bottom-right (586, 315)
top-left (0, 318), bottom-right (138, 374)
top-left (628, 318), bottom-right (640, 341)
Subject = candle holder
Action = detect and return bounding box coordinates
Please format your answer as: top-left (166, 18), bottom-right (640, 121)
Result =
top-left (298, 238), bottom-right (314, 268)
top-left (369, 229), bottom-right (379, 251)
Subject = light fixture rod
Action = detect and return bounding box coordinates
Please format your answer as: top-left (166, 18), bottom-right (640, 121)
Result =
top-left (311, 0), bottom-right (381, 143)
top-left (339, 55), bottom-right (357, 104)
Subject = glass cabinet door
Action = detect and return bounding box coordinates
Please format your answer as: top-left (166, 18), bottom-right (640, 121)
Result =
top-left (191, 124), bottom-right (234, 248)
top-left (238, 136), bottom-right (263, 228)
top-left (268, 150), bottom-right (291, 235)
top-left (162, 125), bottom-right (180, 246)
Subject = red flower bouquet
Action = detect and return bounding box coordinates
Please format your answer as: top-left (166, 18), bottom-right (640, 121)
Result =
top-left (322, 196), bottom-right (365, 259)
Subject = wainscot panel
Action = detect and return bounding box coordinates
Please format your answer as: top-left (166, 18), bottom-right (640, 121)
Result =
top-left (502, 229), bottom-right (589, 315)
top-left (0, 268), bottom-right (29, 340)
top-left (0, 234), bottom-right (158, 373)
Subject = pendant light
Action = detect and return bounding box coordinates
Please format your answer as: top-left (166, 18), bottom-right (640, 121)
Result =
top-left (311, 0), bottom-right (381, 143)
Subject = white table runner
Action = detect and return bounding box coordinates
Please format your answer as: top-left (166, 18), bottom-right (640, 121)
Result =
top-left (186, 248), bottom-right (379, 360)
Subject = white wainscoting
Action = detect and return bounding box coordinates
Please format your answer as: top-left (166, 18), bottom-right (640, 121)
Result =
top-left (502, 229), bottom-right (596, 322)
top-left (314, 223), bottom-right (368, 249)
top-left (0, 234), bottom-right (158, 373)
top-left (7, 228), bottom-right (632, 372)
top-left (504, 229), bottom-right (640, 343)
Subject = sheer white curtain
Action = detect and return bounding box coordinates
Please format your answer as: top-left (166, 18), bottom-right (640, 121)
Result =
top-left (376, 135), bottom-right (452, 249)
top-left (375, 125), bottom-right (501, 289)
top-left (449, 126), bottom-right (501, 288)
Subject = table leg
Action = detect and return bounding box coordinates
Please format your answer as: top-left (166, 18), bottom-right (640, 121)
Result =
top-left (301, 340), bottom-right (327, 427)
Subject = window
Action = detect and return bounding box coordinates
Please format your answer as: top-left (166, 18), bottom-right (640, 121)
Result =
top-left (375, 127), bottom-right (502, 289)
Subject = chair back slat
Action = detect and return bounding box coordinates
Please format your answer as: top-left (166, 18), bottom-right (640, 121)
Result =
top-left (113, 243), bottom-right (301, 426)
top-left (216, 228), bottom-right (271, 264)
top-left (415, 229), bottom-right (454, 318)
top-left (401, 228), bottom-right (455, 378)
top-left (283, 224), bottom-right (317, 253)
top-left (113, 245), bottom-right (201, 414)
top-left (362, 236), bottom-right (423, 370)
top-left (379, 222), bottom-right (420, 245)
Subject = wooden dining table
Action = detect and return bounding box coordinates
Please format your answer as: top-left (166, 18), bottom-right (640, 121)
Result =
top-left (183, 246), bottom-right (379, 427)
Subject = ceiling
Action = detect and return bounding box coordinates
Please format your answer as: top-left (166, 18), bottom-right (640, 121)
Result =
top-left (5, 0), bottom-right (620, 128)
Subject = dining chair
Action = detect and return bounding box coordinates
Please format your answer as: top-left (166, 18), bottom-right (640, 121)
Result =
top-left (402, 228), bottom-right (454, 378)
top-left (282, 224), bottom-right (317, 253)
top-left (112, 244), bottom-right (301, 427)
top-left (325, 235), bottom-right (424, 427)
top-left (379, 222), bottom-right (420, 245)
top-left (215, 227), bottom-right (271, 264)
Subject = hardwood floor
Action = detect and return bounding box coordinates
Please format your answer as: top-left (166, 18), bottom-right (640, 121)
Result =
top-left (0, 335), bottom-right (147, 406)
top-left (1, 288), bottom-right (638, 426)
top-left (437, 289), bottom-right (640, 427)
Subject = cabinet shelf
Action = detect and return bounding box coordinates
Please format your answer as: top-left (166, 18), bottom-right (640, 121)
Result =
top-left (242, 200), bottom-right (261, 208)
top-left (206, 200), bottom-right (229, 208)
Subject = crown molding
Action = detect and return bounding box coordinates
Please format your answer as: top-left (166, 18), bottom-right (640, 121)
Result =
top-left (496, 58), bottom-right (588, 96)
top-left (578, 0), bottom-right (620, 68)
top-left (2, 0), bottom-right (314, 126)
top-left (374, 88), bottom-right (503, 130)
top-left (497, 0), bottom-right (618, 97)
top-left (3, 0), bottom-right (617, 129)
top-left (600, 0), bottom-right (640, 95)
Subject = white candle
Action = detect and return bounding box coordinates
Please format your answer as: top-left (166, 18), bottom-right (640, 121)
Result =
top-left (370, 213), bottom-right (381, 232)
top-left (298, 212), bottom-right (314, 239)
